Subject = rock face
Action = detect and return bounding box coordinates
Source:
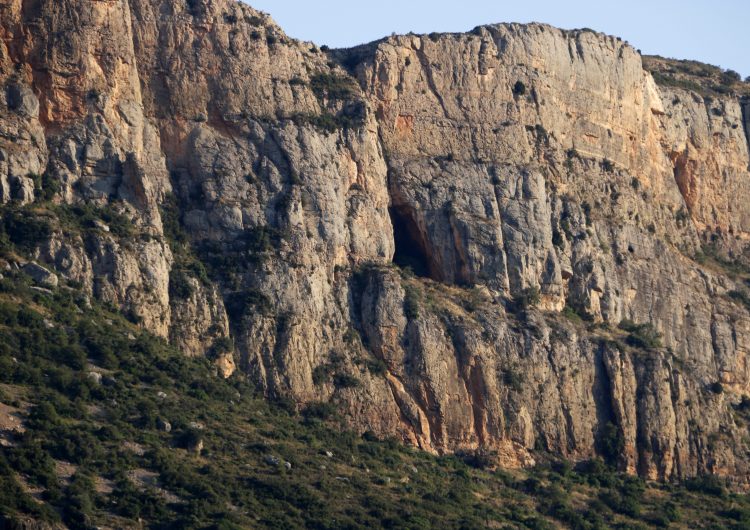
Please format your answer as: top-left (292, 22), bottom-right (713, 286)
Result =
top-left (2, 0), bottom-right (750, 485)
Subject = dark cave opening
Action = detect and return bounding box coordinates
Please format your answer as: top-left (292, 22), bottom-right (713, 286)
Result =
top-left (389, 205), bottom-right (435, 280)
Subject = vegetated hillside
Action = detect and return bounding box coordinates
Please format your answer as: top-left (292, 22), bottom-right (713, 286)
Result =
top-left (1, 204), bottom-right (750, 529)
top-left (3, 0), bottom-right (750, 507)
top-left (643, 56), bottom-right (750, 98)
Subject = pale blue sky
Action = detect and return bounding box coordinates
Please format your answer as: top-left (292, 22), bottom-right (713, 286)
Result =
top-left (245, 0), bottom-right (749, 77)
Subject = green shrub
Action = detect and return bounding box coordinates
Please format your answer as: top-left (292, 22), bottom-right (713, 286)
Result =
top-left (293, 109), bottom-right (363, 133)
top-left (3, 209), bottom-right (52, 250)
top-left (457, 449), bottom-right (497, 470)
top-left (225, 289), bottom-right (272, 319)
top-left (598, 421), bottom-right (624, 465)
top-left (312, 364), bottom-right (331, 386)
top-left (210, 337), bottom-right (234, 357)
top-left (366, 358), bottom-right (387, 376)
top-left (58, 203), bottom-right (135, 238)
top-left (512, 80), bottom-right (526, 96)
top-left (675, 207), bottom-right (690, 225)
top-left (303, 401), bottom-right (336, 420)
top-left (333, 373), bottom-right (360, 389)
top-left (694, 244), bottom-right (750, 277)
top-left (728, 289), bottom-right (750, 311)
top-left (502, 368), bottom-right (525, 392)
top-left (619, 319), bottom-right (662, 350)
top-left (511, 286), bottom-right (540, 312)
top-left (30, 172), bottom-right (60, 202)
top-left (310, 73), bottom-right (356, 101)
top-left (722, 69), bottom-right (741, 83)
top-left (169, 269), bottom-right (195, 299)
top-left (600, 487), bottom-right (642, 517)
top-left (403, 285), bottom-right (421, 320)
top-left (160, 193), bottom-right (187, 245)
top-left (62, 472), bottom-right (96, 527)
top-left (685, 475), bottom-right (726, 497)
top-left (561, 305), bottom-right (584, 323)
top-left (0, 453), bottom-right (59, 523)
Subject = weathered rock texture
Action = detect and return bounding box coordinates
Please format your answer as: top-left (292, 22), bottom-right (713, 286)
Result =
top-left (2, 0), bottom-right (750, 485)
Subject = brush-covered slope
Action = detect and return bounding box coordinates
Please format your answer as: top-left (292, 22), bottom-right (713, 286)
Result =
top-left (1, 256), bottom-right (750, 529)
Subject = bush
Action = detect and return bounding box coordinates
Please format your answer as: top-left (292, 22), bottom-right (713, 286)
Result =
top-left (3, 209), bottom-right (52, 251)
top-left (366, 358), bottom-right (387, 376)
top-left (597, 421), bottom-right (624, 465)
top-left (309, 73), bottom-right (356, 101)
top-left (502, 368), bottom-right (525, 392)
top-left (210, 337), bottom-right (234, 357)
top-left (685, 475), bottom-right (726, 497)
top-left (333, 373), bottom-right (360, 389)
top-left (403, 285), bottom-right (420, 320)
top-left (303, 401), bottom-right (336, 420)
top-left (619, 319), bottom-right (662, 350)
top-left (511, 286), bottom-right (540, 312)
top-left (312, 364), bottom-right (331, 386)
top-left (177, 428), bottom-right (204, 452)
top-left (160, 194), bottom-right (187, 246)
top-left (0, 453), bottom-right (59, 523)
top-left (722, 69), bottom-right (741, 84)
top-left (62, 472), bottom-right (96, 527)
top-left (728, 289), bottom-right (750, 311)
top-left (59, 203), bottom-right (135, 238)
top-left (33, 172), bottom-right (60, 202)
top-left (300, 111), bottom-right (339, 133)
top-left (169, 269), bottom-right (194, 299)
top-left (512, 80), bottom-right (526, 96)
top-left (225, 290), bottom-right (272, 319)
top-left (457, 449), bottom-right (497, 470)
top-left (662, 501), bottom-right (681, 523)
top-left (600, 487), bottom-right (642, 517)
top-left (561, 305), bottom-right (584, 323)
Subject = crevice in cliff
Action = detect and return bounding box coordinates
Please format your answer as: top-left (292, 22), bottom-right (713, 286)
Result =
top-left (389, 204), bottom-right (441, 281)
top-left (468, 364), bottom-right (487, 445)
top-left (670, 148), bottom-right (696, 215)
top-left (741, 97), bottom-right (750, 157)
top-left (593, 345), bottom-right (620, 465)
top-left (414, 44), bottom-right (450, 120)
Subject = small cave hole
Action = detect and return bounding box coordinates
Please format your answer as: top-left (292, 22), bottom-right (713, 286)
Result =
top-left (389, 205), bottom-right (435, 280)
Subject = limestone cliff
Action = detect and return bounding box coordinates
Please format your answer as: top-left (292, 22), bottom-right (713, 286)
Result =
top-left (2, 0), bottom-right (750, 486)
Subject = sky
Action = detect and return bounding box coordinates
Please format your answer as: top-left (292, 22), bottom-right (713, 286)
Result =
top-left (245, 0), bottom-right (749, 78)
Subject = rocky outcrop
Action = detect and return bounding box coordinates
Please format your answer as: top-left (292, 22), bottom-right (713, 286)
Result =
top-left (127, 0), bottom-right (393, 400)
top-left (344, 27), bottom-right (750, 483)
top-left (659, 89), bottom-right (750, 253)
top-left (2, 0), bottom-right (750, 485)
top-left (22, 262), bottom-right (57, 288)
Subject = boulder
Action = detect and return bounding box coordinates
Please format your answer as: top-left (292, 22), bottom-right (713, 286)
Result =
top-left (156, 419), bottom-right (171, 433)
top-left (22, 263), bottom-right (58, 288)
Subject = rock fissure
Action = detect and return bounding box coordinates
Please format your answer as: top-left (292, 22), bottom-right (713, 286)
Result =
top-left (742, 97), bottom-right (750, 158)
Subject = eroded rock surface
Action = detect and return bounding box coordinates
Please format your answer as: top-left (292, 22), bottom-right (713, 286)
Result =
top-left (2, 0), bottom-right (750, 485)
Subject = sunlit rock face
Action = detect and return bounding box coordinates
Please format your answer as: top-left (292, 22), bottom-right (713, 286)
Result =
top-left (2, 0), bottom-right (750, 485)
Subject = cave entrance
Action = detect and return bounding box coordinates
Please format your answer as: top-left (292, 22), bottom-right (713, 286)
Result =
top-left (389, 205), bottom-right (435, 280)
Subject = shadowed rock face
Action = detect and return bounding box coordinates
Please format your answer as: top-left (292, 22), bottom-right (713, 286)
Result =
top-left (2, 0), bottom-right (750, 485)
